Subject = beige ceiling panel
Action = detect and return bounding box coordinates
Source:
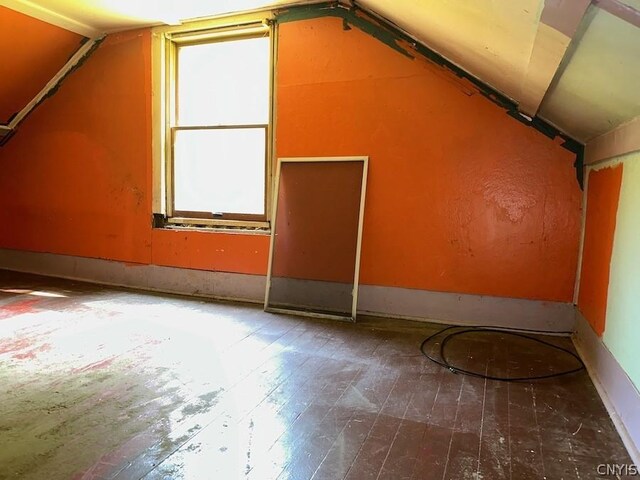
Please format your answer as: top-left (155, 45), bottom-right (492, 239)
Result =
top-left (9, 0), bottom-right (640, 144)
top-left (518, 0), bottom-right (591, 116)
top-left (586, 115), bottom-right (640, 164)
top-left (518, 23), bottom-right (570, 116)
top-left (538, 6), bottom-right (640, 142)
top-left (361, 0), bottom-right (544, 102)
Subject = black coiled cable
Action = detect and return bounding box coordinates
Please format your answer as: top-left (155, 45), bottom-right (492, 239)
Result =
top-left (420, 325), bottom-right (585, 382)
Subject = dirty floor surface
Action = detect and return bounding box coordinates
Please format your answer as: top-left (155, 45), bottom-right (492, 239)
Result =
top-left (0, 271), bottom-right (632, 479)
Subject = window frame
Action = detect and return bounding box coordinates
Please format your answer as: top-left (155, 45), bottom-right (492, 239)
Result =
top-left (153, 18), bottom-right (276, 231)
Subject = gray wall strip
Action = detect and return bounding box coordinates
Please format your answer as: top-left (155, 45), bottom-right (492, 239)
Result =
top-left (573, 309), bottom-right (640, 465)
top-left (0, 249), bottom-right (266, 304)
top-left (359, 284), bottom-right (575, 332)
top-left (0, 248), bottom-right (574, 332)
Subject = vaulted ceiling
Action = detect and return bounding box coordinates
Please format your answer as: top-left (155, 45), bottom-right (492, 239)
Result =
top-left (1, 0), bottom-right (639, 143)
top-left (366, 0), bottom-right (640, 142)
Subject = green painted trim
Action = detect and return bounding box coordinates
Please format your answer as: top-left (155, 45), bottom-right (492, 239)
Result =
top-left (276, 2), bottom-right (412, 58)
top-left (274, 1), bottom-right (585, 188)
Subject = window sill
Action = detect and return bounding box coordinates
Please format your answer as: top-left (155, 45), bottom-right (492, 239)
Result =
top-left (156, 217), bottom-right (271, 235)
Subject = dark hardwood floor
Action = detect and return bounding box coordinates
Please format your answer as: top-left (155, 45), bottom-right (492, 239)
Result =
top-left (0, 271), bottom-right (632, 479)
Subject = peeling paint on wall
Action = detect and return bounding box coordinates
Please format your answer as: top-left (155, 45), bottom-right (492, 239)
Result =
top-left (577, 164), bottom-right (623, 335)
top-left (0, 16), bottom-right (582, 303)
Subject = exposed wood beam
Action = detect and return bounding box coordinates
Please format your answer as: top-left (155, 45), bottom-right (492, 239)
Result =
top-left (518, 0), bottom-right (591, 117)
top-left (0, 36), bottom-right (103, 146)
top-left (0, 0), bottom-right (101, 37)
top-left (585, 115), bottom-right (640, 165)
top-left (8, 37), bottom-right (102, 129)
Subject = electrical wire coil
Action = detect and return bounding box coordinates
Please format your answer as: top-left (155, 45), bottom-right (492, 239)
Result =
top-left (420, 325), bottom-right (585, 382)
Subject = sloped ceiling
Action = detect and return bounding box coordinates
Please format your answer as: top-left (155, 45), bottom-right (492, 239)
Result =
top-left (358, 0), bottom-right (640, 143)
top-left (539, 3), bottom-right (640, 141)
top-left (0, 0), bottom-right (303, 35)
top-left (1, 0), bottom-right (639, 143)
top-left (362, 0), bottom-right (545, 114)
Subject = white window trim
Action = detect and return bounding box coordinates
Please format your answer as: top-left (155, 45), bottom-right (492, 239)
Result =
top-left (151, 12), bottom-right (278, 231)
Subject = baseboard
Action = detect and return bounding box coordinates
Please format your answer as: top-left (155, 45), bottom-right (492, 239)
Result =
top-left (0, 248), bottom-right (574, 332)
top-left (573, 309), bottom-right (640, 466)
top-left (0, 248), bottom-right (266, 304)
top-left (358, 285), bottom-right (575, 333)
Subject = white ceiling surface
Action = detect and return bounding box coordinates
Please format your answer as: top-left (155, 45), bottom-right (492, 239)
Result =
top-left (3, 0), bottom-right (640, 143)
top-left (364, 0), bottom-right (545, 115)
top-left (361, 0), bottom-right (640, 143)
top-left (0, 0), bottom-right (297, 33)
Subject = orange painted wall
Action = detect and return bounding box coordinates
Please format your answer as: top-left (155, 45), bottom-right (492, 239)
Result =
top-left (0, 6), bottom-right (83, 123)
top-left (577, 165), bottom-right (623, 336)
top-left (0, 17), bottom-right (582, 302)
top-left (0, 30), bottom-right (268, 276)
top-left (277, 18), bottom-right (581, 301)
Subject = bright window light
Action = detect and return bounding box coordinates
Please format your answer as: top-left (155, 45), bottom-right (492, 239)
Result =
top-left (172, 34), bottom-right (270, 219)
top-left (177, 37), bottom-right (270, 126)
top-left (174, 128), bottom-right (266, 215)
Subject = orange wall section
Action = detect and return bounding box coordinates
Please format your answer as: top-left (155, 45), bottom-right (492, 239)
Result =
top-left (0, 30), bottom-right (268, 276)
top-left (0, 17), bottom-right (582, 302)
top-left (276, 18), bottom-right (582, 302)
top-left (0, 6), bottom-right (84, 123)
top-left (578, 165), bottom-right (623, 336)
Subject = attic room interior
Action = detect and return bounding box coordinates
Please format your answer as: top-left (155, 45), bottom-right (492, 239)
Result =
top-left (0, 0), bottom-right (639, 478)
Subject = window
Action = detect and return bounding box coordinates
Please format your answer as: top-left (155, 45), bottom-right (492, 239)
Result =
top-left (162, 24), bottom-right (273, 227)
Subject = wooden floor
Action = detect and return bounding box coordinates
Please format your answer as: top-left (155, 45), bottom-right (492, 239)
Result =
top-left (0, 271), bottom-right (632, 479)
